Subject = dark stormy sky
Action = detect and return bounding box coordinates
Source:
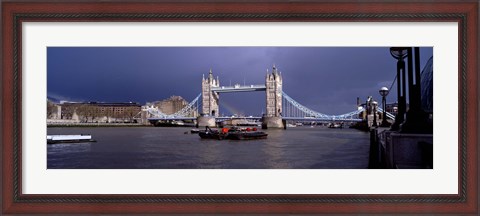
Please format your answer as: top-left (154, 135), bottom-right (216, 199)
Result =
top-left (47, 47), bottom-right (433, 116)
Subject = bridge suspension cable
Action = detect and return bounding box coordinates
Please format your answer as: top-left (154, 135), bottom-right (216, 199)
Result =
top-left (145, 93), bottom-right (201, 118)
top-left (282, 91), bottom-right (364, 120)
top-left (377, 107), bottom-right (396, 120)
top-left (171, 93), bottom-right (202, 117)
top-left (144, 91), bottom-right (394, 122)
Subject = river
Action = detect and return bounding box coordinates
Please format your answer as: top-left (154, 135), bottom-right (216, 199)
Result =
top-left (47, 126), bottom-right (370, 169)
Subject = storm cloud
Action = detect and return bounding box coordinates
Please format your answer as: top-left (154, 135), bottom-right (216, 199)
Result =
top-left (47, 47), bottom-right (433, 116)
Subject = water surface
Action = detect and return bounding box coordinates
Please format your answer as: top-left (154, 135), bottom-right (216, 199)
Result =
top-left (47, 126), bottom-right (370, 169)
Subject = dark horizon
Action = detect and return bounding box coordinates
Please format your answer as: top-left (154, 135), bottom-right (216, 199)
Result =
top-left (47, 47), bottom-right (433, 116)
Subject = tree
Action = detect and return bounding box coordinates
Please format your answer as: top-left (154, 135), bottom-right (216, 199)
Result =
top-left (76, 104), bottom-right (98, 123)
top-left (112, 108), bottom-right (122, 123)
top-left (75, 104), bottom-right (88, 122)
top-left (105, 107), bottom-right (114, 123)
top-left (124, 107), bottom-right (139, 123)
top-left (47, 100), bottom-right (56, 119)
top-left (60, 104), bottom-right (77, 119)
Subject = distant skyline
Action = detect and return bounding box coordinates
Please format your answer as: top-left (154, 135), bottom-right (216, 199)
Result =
top-left (47, 47), bottom-right (433, 116)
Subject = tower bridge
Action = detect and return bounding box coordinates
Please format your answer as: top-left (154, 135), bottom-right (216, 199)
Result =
top-left (200, 65), bottom-right (282, 128)
top-left (145, 65), bottom-right (394, 128)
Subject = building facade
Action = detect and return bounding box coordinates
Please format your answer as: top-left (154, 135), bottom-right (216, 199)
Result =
top-left (153, 95), bottom-right (188, 115)
top-left (54, 101), bottom-right (141, 123)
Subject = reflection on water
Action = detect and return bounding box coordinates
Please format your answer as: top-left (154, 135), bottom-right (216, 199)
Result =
top-left (262, 130), bottom-right (289, 168)
top-left (47, 127), bottom-right (370, 169)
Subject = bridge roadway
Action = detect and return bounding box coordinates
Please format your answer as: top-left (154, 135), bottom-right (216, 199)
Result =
top-left (148, 116), bottom-right (363, 122)
top-left (211, 84), bottom-right (266, 93)
top-left (148, 116), bottom-right (261, 121)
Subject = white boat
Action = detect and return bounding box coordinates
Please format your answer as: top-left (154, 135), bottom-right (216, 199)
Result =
top-left (328, 123), bottom-right (344, 129)
top-left (47, 134), bottom-right (95, 144)
top-left (172, 121), bottom-right (185, 126)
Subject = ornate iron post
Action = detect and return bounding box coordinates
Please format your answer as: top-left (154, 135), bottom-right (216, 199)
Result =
top-left (400, 47), bottom-right (431, 133)
top-left (379, 87), bottom-right (389, 127)
top-left (389, 47), bottom-right (408, 131)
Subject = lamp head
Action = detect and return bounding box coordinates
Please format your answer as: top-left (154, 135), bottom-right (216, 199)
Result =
top-left (379, 86), bottom-right (389, 97)
top-left (390, 47), bottom-right (408, 60)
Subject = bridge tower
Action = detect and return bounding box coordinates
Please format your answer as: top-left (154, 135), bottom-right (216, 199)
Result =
top-left (201, 69), bottom-right (220, 117)
top-left (265, 65), bottom-right (282, 116)
top-left (262, 65), bottom-right (284, 129)
top-left (198, 69), bottom-right (219, 127)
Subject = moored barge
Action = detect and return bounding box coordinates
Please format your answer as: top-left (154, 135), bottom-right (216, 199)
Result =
top-left (199, 127), bottom-right (267, 140)
top-left (47, 134), bottom-right (96, 144)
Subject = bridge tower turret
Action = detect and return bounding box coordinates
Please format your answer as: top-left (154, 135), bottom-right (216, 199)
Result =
top-left (201, 69), bottom-right (220, 117)
top-left (265, 65), bottom-right (282, 117)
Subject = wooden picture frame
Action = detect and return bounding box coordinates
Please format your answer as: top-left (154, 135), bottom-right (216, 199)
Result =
top-left (2, 0), bottom-right (478, 214)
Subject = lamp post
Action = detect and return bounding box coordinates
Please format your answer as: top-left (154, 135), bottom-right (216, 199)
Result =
top-left (372, 101), bottom-right (378, 127)
top-left (389, 47), bottom-right (408, 131)
top-left (399, 47), bottom-right (431, 133)
top-left (379, 87), bottom-right (389, 127)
